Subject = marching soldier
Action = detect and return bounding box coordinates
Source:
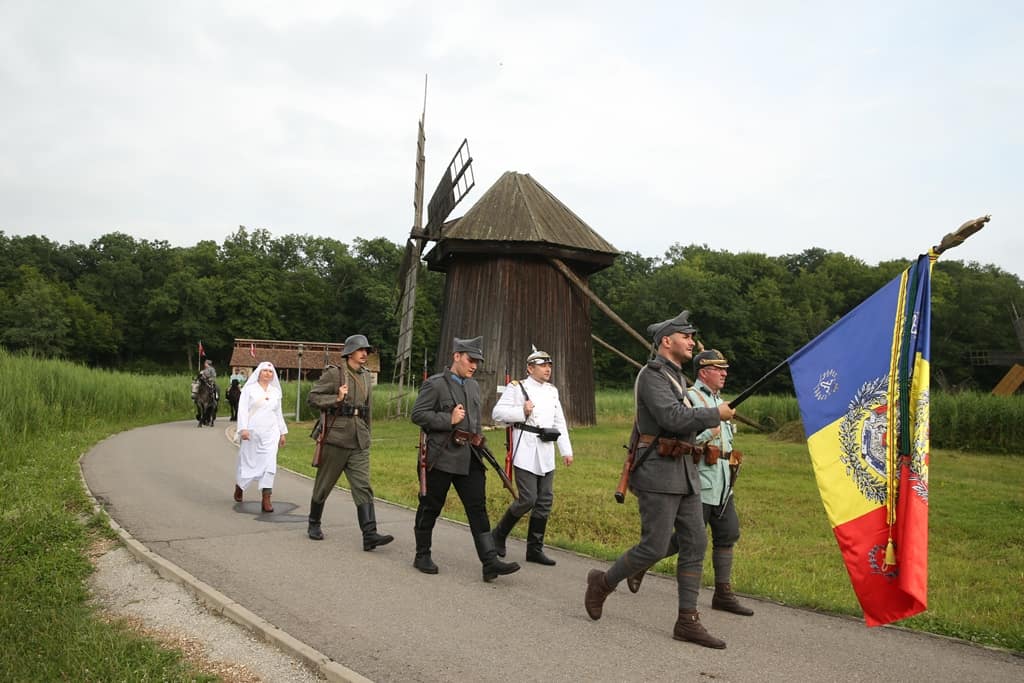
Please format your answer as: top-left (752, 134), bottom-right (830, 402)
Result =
top-left (584, 311), bottom-right (735, 649)
top-left (688, 349), bottom-right (753, 616)
top-left (411, 336), bottom-right (521, 582)
top-left (305, 334), bottom-right (394, 551)
top-left (491, 346), bottom-right (574, 566)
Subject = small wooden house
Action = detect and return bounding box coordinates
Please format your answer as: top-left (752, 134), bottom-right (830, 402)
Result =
top-left (228, 338), bottom-right (379, 383)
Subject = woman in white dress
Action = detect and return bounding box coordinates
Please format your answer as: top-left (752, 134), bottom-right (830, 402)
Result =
top-left (234, 361), bottom-right (288, 512)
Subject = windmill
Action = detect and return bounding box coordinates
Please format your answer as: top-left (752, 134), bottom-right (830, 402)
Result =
top-left (389, 78), bottom-right (476, 417)
top-left (968, 301), bottom-right (1024, 395)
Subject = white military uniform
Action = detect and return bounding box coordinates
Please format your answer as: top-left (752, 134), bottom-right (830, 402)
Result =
top-left (493, 376), bottom-right (573, 474)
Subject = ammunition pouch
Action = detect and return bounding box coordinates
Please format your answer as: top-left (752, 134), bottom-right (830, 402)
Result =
top-left (515, 423), bottom-right (561, 442)
top-left (702, 445), bottom-right (722, 466)
top-left (638, 434), bottom-right (700, 460)
top-left (329, 404), bottom-right (369, 418)
top-left (452, 429), bottom-right (485, 448)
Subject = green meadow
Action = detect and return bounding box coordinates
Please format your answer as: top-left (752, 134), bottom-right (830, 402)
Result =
top-left (2, 352), bottom-right (1022, 681)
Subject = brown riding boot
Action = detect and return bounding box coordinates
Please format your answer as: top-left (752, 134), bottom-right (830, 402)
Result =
top-left (584, 569), bottom-right (615, 620)
top-left (261, 488), bottom-right (274, 513)
top-left (712, 582), bottom-right (754, 616)
top-left (626, 570), bottom-right (645, 593)
top-left (673, 609), bottom-right (726, 649)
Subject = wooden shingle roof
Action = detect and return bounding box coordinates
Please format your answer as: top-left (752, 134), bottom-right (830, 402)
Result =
top-left (424, 171), bottom-right (619, 274)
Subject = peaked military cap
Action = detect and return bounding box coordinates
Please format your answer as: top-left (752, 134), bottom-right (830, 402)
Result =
top-left (453, 336), bottom-right (485, 361)
top-left (647, 310), bottom-right (698, 345)
top-left (694, 349), bottom-right (729, 373)
top-left (527, 345), bottom-right (552, 365)
top-left (341, 334), bottom-right (373, 357)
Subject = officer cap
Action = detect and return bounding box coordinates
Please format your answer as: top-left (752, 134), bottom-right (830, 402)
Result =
top-left (647, 310), bottom-right (698, 346)
top-left (453, 336), bottom-right (485, 361)
top-left (341, 334), bottom-right (373, 357)
top-left (694, 348), bottom-right (729, 373)
top-left (527, 345), bottom-right (552, 365)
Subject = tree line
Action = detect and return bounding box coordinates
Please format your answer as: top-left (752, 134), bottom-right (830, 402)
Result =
top-left (2, 228), bottom-right (1021, 392)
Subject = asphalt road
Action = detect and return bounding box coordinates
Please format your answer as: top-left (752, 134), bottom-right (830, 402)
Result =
top-left (81, 421), bottom-right (1023, 682)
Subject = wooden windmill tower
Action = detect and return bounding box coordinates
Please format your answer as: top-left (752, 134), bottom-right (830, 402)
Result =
top-left (391, 80), bottom-right (476, 417)
top-left (422, 171), bottom-right (620, 426)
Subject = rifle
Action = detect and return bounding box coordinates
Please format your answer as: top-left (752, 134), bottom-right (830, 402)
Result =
top-left (417, 429), bottom-right (428, 497)
top-left (614, 422), bottom-right (642, 503)
top-left (503, 367), bottom-right (514, 480)
top-left (311, 411), bottom-right (338, 468)
top-left (454, 429), bottom-right (518, 500)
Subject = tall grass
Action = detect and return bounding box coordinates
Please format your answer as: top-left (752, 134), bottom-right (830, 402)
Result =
top-left (0, 349), bottom-right (212, 681)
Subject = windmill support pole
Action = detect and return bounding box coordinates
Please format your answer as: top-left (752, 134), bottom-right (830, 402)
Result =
top-left (592, 334), bottom-right (643, 369)
top-left (549, 257), bottom-right (651, 351)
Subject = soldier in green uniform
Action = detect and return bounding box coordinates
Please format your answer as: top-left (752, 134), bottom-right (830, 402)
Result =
top-left (688, 349), bottom-right (754, 616)
top-left (305, 334), bottom-right (394, 551)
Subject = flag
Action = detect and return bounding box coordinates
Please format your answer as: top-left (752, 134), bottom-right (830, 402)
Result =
top-left (787, 252), bottom-right (932, 627)
top-left (198, 340), bottom-right (205, 358)
top-left (250, 343), bottom-right (256, 359)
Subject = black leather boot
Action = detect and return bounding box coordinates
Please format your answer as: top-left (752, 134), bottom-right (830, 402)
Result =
top-left (307, 500), bottom-right (325, 540)
top-left (491, 510), bottom-right (521, 558)
top-left (356, 502), bottom-right (394, 551)
top-left (413, 528), bottom-right (438, 574)
top-left (626, 570), bottom-right (645, 593)
top-left (525, 516), bottom-right (556, 566)
top-left (474, 532), bottom-right (520, 582)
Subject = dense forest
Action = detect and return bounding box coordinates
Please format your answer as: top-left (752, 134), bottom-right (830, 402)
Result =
top-left (2, 227), bottom-right (1021, 392)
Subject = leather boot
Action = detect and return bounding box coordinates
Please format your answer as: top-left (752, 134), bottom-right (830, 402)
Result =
top-left (307, 501), bottom-right (325, 540)
top-left (525, 516), bottom-right (556, 566)
top-left (626, 570), bottom-right (645, 594)
top-left (584, 569), bottom-right (614, 620)
top-left (712, 582), bottom-right (754, 616)
top-left (474, 533), bottom-right (520, 582)
top-left (673, 609), bottom-right (726, 649)
top-left (260, 488), bottom-right (274, 513)
top-left (413, 528), bottom-right (438, 574)
top-left (356, 502), bottom-right (395, 551)
top-left (491, 510), bottom-right (521, 558)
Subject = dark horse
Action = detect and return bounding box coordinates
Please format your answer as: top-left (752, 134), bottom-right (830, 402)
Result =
top-left (191, 374), bottom-right (219, 427)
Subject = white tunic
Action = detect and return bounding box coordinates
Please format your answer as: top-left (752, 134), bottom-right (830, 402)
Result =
top-left (492, 376), bottom-right (572, 476)
top-left (236, 382), bottom-right (287, 485)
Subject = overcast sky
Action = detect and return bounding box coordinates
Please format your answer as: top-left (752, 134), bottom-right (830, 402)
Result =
top-left (2, 2), bottom-right (1021, 276)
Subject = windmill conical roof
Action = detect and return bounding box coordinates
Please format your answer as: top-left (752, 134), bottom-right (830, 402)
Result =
top-left (440, 171), bottom-right (618, 255)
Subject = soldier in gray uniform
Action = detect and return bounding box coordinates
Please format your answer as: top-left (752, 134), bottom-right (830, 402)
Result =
top-left (584, 311), bottom-right (736, 649)
top-left (411, 336), bottom-right (521, 582)
top-left (305, 334), bottom-right (394, 551)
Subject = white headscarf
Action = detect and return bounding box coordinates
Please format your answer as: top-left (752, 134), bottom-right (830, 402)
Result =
top-left (244, 361), bottom-right (282, 395)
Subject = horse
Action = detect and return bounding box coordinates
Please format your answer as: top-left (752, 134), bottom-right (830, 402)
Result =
top-left (191, 374), bottom-right (219, 427)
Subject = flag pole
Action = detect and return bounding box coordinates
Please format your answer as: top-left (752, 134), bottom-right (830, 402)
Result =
top-left (727, 215), bottom-right (990, 412)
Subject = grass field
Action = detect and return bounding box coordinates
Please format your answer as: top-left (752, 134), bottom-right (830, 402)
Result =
top-left (2, 352), bottom-right (1022, 682)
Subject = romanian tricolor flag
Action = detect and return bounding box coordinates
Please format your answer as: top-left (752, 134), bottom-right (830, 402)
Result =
top-left (788, 252), bottom-right (933, 626)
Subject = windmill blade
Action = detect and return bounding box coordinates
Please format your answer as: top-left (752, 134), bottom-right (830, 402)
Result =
top-left (395, 237), bottom-right (422, 312)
